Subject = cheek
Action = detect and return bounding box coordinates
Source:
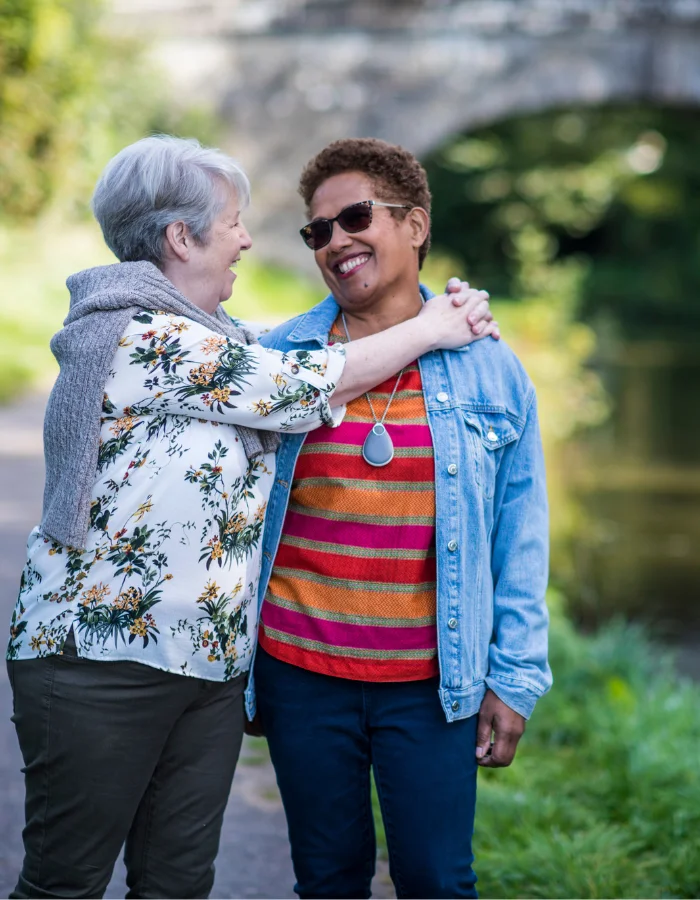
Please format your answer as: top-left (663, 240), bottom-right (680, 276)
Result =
top-left (380, 236), bottom-right (409, 271)
top-left (315, 250), bottom-right (332, 276)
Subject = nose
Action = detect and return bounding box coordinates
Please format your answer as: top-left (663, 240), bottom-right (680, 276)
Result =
top-left (239, 221), bottom-right (253, 251)
top-left (324, 220), bottom-right (352, 255)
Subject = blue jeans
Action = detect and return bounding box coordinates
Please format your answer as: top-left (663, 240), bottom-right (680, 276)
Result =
top-left (254, 646), bottom-right (479, 899)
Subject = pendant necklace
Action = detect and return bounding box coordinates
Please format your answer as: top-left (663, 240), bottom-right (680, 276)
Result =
top-left (341, 311), bottom-right (403, 467)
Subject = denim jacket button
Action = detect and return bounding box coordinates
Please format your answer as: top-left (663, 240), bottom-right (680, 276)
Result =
top-left (436, 392), bottom-right (448, 403)
top-left (447, 540), bottom-right (458, 552)
top-left (451, 700), bottom-right (460, 711)
top-left (448, 617), bottom-right (457, 629)
top-left (447, 463), bottom-right (458, 475)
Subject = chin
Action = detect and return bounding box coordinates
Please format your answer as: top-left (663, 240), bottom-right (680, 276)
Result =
top-left (339, 281), bottom-right (379, 306)
top-left (220, 285), bottom-right (235, 306)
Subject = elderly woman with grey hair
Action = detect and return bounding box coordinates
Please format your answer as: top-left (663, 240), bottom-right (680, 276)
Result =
top-left (6, 134), bottom-right (495, 899)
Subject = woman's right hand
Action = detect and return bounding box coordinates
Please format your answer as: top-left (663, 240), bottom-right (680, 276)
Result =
top-left (417, 282), bottom-right (499, 350)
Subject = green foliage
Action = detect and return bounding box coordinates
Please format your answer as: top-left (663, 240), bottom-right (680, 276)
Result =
top-left (372, 596), bottom-right (700, 898)
top-left (424, 106), bottom-right (700, 337)
top-left (231, 260), bottom-right (321, 325)
top-left (0, 0), bottom-right (218, 222)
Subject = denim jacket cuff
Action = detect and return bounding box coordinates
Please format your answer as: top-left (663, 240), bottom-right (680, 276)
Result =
top-left (485, 674), bottom-right (545, 720)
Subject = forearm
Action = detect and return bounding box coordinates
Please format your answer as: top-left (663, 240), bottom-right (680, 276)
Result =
top-left (332, 317), bottom-right (436, 406)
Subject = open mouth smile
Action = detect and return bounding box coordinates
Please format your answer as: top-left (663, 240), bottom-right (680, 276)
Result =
top-left (334, 253), bottom-right (371, 278)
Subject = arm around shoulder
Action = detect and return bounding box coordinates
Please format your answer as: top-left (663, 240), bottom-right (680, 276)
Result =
top-left (111, 313), bottom-right (347, 434)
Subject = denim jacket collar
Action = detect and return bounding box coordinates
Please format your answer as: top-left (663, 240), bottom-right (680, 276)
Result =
top-left (286, 284), bottom-right (435, 346)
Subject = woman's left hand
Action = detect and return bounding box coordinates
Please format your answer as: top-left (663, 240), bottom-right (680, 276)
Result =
top-left (445, 277), bottom-right (500, 341)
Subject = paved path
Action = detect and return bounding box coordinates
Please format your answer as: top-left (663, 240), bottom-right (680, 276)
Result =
top-left (0, 393), bottom-right (392, 899)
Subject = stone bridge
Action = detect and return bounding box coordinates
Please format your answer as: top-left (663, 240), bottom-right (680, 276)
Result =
top-left (108, 0), bottom-right (700, 267)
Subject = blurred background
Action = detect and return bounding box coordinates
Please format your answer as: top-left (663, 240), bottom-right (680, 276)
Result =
top-left (1, 1), bottom-right (699, 897)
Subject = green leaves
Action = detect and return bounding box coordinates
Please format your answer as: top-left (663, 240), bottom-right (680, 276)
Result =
top-left (472, 597), bottom-right (700, 898)
top-left (424, 106), bottom-right (700, 337)
top-left (0, 0), bottom-right (218, 222)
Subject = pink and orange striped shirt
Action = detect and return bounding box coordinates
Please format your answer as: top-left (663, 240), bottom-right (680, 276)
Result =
top-left (259, 322), bottom-right (438, 682)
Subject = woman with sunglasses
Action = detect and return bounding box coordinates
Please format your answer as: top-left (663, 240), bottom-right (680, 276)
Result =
top-left (248, 138), bottom-right (552, 899)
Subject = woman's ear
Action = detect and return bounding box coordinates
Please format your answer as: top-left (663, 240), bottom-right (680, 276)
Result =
top-left (163, 220), bottom-right (190, 262)
top-left (407, 207), bottom-right (430, 250)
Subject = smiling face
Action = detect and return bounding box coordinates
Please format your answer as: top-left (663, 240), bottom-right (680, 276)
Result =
top-left (309, 172), bottom-right (427, 317)
top-left (187, 188), bottom-right (253, 314)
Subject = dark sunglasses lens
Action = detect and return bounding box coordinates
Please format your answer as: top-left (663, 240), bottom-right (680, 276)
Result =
top-left (301, 221), bottom-right (331, 250)
top-left (338, 204), bottom-right (372, 233)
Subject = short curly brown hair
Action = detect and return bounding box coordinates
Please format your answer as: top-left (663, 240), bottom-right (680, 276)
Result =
top-left (298, 138), bottom-right (432, 268)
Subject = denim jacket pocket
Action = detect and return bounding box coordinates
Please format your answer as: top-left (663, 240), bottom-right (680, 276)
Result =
top-left (462, 408), bottom-right (521, 501)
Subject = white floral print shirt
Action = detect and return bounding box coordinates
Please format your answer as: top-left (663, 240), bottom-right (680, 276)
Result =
top-left (8, 311), bottom-right (345, 681)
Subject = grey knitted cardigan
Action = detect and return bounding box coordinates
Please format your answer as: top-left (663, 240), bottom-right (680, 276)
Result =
top-left (41, 260), bottom-right (280, 550)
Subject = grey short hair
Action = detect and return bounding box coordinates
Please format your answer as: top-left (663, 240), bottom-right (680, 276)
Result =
top-left (91, 135), bottom-right (251, 265)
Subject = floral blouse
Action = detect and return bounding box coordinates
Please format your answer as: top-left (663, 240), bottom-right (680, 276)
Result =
top-left (8, 311), bottom-right (345, 681)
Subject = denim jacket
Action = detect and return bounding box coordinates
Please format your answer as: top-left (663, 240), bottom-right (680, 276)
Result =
top-left (245, 287), bottom-right (552, 723)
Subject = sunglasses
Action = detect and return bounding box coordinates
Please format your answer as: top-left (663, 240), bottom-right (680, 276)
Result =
top-left (299, 200), bottom-right (412, 250)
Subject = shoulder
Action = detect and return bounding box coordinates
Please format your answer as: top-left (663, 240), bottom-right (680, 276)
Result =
top-left (121, 310), bottom-right (196, 337)
top-left (258, 296), bottom-right (339, 351)
top-left (236, 320), bottom-right (273, 341)
top-left (468, 336), bottom-right (531, 384)
top-left (448, 336), bottom-right (535, 416)
top-left (258, 314), bottom-right (311, 351)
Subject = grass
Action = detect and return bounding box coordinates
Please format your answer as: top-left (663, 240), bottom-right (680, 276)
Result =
top-left (371, 593), bottom-right (700, 898)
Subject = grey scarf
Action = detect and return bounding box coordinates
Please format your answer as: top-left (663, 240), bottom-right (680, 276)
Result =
top-left (41, 260), bottom-right (280, 550)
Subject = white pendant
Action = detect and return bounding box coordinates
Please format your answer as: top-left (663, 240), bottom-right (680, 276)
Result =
top-left (362, 423), bottom-right (394, 467)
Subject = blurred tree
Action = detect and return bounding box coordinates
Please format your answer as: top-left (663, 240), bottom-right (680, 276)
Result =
top-left (425, 106), bottom-right (700, 624)
top-left (424, 106), bottom-right (700, 338)
top-left (0, 0), bottom-right (217, 221)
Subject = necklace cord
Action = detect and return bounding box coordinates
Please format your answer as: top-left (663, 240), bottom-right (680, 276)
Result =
top-left (340, 311), bottom-right (404, 425)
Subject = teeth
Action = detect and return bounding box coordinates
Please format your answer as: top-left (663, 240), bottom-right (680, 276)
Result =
top-left (338, 255), bottom-right (369, 274)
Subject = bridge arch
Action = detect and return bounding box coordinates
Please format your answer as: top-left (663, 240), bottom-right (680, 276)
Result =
top-left (108, 0), bottom-right (700, 266)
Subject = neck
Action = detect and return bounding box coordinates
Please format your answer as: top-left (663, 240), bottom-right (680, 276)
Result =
top-left (160, 261), bottom-right (218, 316)
top-left (340, 285), bottom-right (423, 339)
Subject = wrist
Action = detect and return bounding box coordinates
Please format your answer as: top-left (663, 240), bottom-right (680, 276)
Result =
top-left (401, 315), bottom-right (439, 355)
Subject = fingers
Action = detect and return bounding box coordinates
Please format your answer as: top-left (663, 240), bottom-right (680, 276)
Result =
top-left (467, 300), bottom-right (491, 331)
top-left (451, 290), bottom-right (490, 313)
top-left (471, 318), bottom-right (500, 340)
top-left (478, 727), bottom-right (519, 768)
top-left (244, 712), bottom-right (265, 737)
top-left (476, 691), bottom-right (525, 767)
top-left (445, 277), bottom-right (464, 293)
top-left (475, 709), bottom-right (493, 761)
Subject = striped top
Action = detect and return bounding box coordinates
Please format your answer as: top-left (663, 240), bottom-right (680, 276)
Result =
top-left (259, 320), bottom-right (438, 682)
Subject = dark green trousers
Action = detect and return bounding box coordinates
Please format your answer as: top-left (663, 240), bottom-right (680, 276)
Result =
top-left (7, 633), bottom-right (245, 899)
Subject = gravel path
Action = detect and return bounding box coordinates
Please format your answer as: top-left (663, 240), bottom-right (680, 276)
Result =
top-left (0, 392), bottom-right (393, 899)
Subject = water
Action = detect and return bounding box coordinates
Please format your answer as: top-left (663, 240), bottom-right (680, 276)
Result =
top-left (570, 339), bottom-right (700, 636)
